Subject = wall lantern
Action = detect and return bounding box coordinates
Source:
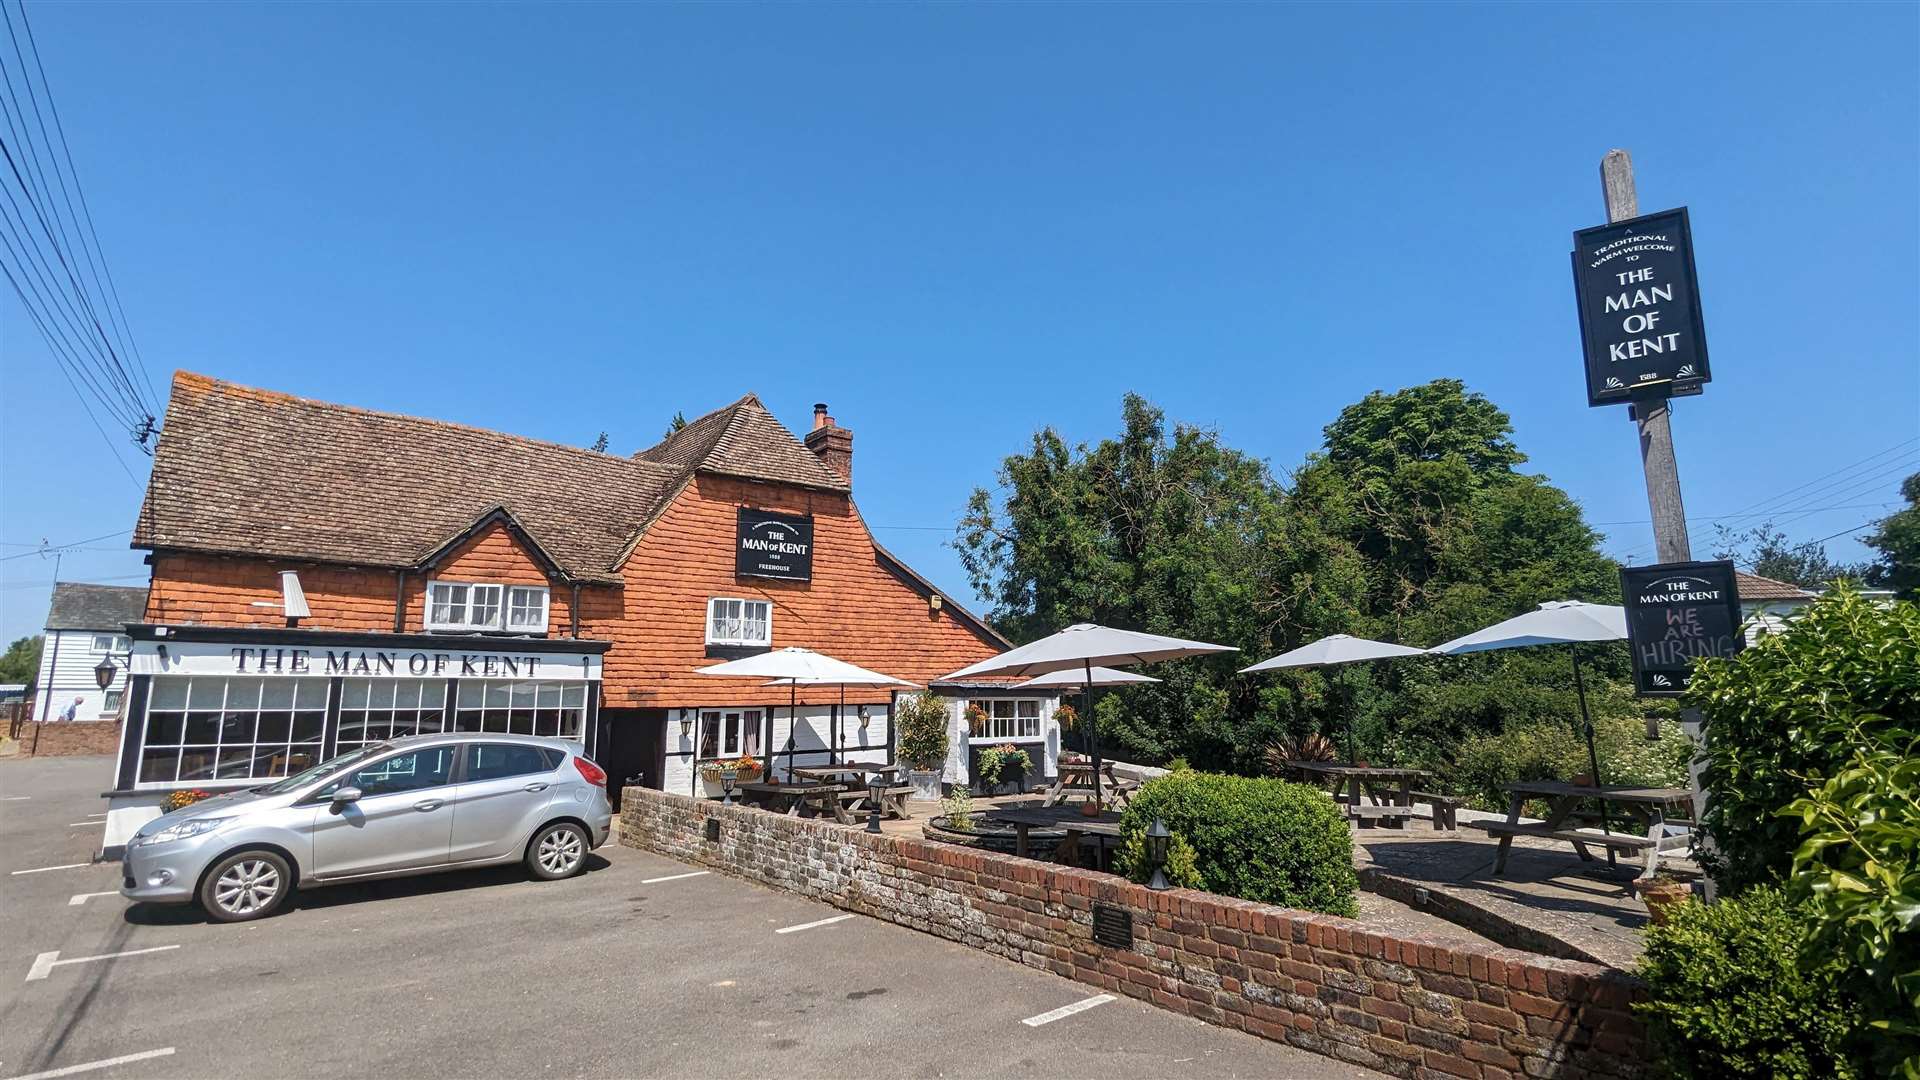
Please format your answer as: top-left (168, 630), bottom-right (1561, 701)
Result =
top-left (678, 710), bottom-right (693, 739)
top-left (92, 656), bottom-right (118, 691)
top-left (1144, 817), bottom-right (1173, 891)
top-left (857, 705), bottom-right (871, 730)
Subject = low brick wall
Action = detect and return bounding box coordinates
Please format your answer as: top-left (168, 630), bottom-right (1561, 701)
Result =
top-left (16, 720), bottom-right (121, 757)
top-left (620, 788), bottom-right (1646, 1079)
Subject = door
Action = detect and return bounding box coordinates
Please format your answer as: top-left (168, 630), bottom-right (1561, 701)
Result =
top-left (447, 743), bottom-right (561, 863)
top-left (309, 745), bottom-right (459, 878)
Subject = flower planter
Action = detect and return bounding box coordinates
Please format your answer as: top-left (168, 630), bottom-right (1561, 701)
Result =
top-left (1633, 877), bottom-right (1692, 924)
top-left (905, 768), bottom-right (941, 802)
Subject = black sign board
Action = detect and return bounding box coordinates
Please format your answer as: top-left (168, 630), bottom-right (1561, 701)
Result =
top-left (1572, 207), bottom-right (1711, 407)
top-left (1090, 902), bottom-right (1134, 949)
top-left (736, 508), bottom-right (813, 582)
top-left (1620, 560), bottom-right (1744, 696)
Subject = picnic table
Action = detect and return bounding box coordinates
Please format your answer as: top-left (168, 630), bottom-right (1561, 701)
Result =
top-left (1039, 760), bottom-right (1138, 808)
top-left (1473, 781), bottom-right (1693, 881)
top-left (988, 804), bottom-right (1125, 870)
top-left (738, 780), bottom-right (854, 823)
top-left (1290, 762), bottom-right (1430, 829)
top-left (790, 765), bottom-right (913, 820)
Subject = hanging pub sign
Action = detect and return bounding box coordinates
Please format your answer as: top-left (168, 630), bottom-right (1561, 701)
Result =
top-left (1619, 560), bottom-right (1743, 696)
top-left (736, 507), bottom-right (813, 582)
top-left (1571, 207), bottom-right (1711, 407)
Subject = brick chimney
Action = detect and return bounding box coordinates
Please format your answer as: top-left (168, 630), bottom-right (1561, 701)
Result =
top-left (803, 402), bottom-right (853, 486)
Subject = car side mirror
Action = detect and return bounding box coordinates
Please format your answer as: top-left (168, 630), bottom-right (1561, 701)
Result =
top-left (332, 786), bottom-right (363, 805)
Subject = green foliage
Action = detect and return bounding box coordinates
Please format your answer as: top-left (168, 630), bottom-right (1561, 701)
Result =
top-left (1117, 771), bottom-right (1357, 916)
top-left (940, 786), bottom-right (974, 832)
top-left (1712, 520), bottom-right (1871, 589)
top-left (895, 693), bottom-right (950, 770)
top-left (588, 431), bottom-right (610, 453)
top-left (1867, 472), bottom-right (1920, 600)
top-left (974, 744), bottom-right (1031, 789)
top-left (1782, 722), bottom-right (1920, 1076)
top-left (1636, 886), bottom-right (1867, 1080)
top-left (1685, 586), bottom-right (1920, 893)
top-left (0, 635), bottom-right (41, 685)
top-left (1117, 828), bottom-right (1201, 890)
top-left (1451, 716), bottom-right (1692, 811)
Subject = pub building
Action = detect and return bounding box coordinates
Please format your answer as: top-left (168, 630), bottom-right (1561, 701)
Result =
top-left (102, 372), bottom-right (1060, 854)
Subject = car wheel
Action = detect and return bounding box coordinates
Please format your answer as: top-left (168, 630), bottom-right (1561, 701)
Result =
top-left (527, 821), bottom-right (588, 881)
top-left (199, 850), bottom-right (292, 923)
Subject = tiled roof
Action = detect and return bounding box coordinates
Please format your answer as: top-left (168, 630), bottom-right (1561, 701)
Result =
top-left (45, 582), bottom-right (148, 631)
top-left (1736, 570), bottom-right (1817, 602)
top-left (637, 394), bottom-right (849, 493)
top-left (136, 372), bottom-right (684, 584)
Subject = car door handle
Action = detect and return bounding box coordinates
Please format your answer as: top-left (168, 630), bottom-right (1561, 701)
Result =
top-left (523, 783), bottom-right (549, 792)
top-left (412, 799), bottom-right (444, 812)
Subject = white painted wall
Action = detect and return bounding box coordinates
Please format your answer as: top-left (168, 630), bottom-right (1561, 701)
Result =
top-left (940, 695), bottom-right (1060, 788)
top-left (660, 703), bottom-right (893, 797)
top-left (31, 628), bottom-right (130, 723)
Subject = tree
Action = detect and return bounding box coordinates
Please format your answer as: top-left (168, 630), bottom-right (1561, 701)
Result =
top-left (664, 411), bottom-right (687, 439)
top-left (0, 635), bottom-right (42, 684)
top-left (588, 432), bottom-right (610, 453)
top-left (1865, 472), bottom-right (1920, 600)
top-left (1713, 521), bottom-right (1872, 588)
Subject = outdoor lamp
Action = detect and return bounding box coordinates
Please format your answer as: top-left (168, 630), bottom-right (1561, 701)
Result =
top-left (866, 772), bottom-right (887, 834)
top-left (678, 711), bottom-right (692, 739)
top-left (92, 656), bottom-right (117, 691)
top-left (719, 764), bottom-right (738, 806)
top-left (857, 705), bottom-right (870, 730)
top-left (1144, 817), bottom-right (1172, 891)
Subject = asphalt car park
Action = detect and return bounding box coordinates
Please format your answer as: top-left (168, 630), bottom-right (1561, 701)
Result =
top-left (0, 756), bottom-right (1384, 1080)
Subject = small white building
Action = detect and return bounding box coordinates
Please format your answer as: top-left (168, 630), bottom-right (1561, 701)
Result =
top-left (31, 582), bottom-right (149, 723)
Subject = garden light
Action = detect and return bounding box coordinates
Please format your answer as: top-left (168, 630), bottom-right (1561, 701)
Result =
top-left (866, 772), bottom-right (887, 834)
top-left (1144, 817), bottom-right (1172, 891)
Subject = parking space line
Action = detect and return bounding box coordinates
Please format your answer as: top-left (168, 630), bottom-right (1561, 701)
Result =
top-left (6, 1047), bottom-right (176, 1079)
top-left (1021, 994), bottom-right (1116, 1027)
top-left (774, 913), bottom-right (855, 934)
top-left (66, 822), bottom-right (105, 828)
top-left (10, 863), bottom-right (89, 876)
top-left (26, 945), bottom-right (179, 982)
top-left (0, 796), bottom-right (30, 802)
top-left (639, 870), bottom-right (710, 884)
top-left (67, 891), bottom-right (120, 907)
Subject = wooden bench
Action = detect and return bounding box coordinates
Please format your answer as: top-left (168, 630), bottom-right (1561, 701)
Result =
top-left (1474, 820), bottom-right (1664, 872)
top-left (1412, 792), bottom-right (1467, 831)
top-left (1346, 804), bottom-right (1417, 821)
top-left (835, 784), bottom-right (915, 821)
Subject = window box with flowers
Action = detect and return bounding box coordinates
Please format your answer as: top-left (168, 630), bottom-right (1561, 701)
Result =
top-left (698, 755), bottom-right (762, 797)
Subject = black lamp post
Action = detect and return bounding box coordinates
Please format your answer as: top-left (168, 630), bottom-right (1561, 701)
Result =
top-left (865, 772), bottom-right (886, 834)
top-left (93, 656), bottom-right (118, 692)
top-left (1144, 817), bottom-right (1172, 891)
top-left (719, 764), bottom-right (738, 806)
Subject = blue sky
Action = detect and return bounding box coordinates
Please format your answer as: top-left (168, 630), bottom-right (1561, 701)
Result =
top-left (3, 2), bottom-right (1917, 646)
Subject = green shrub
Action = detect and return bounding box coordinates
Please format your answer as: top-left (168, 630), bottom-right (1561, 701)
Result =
top-left (941, 786), bottom-right (974, 832)
top-left (1117, 828), bottom-right (1201, 889)
top-left (1686, 586), bottom-right (1920, 893)
top-left (1637, 886), bottom-right (1866, 1080)
top-left (1451, 715), bottom-right (1692, 811)
top-left (1117, 771), bottom-right (1357, 916)
top-left (895, 693), bottom-right (950, 770)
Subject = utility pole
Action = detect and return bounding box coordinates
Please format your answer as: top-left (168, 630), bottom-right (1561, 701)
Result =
top-left (1603, 149), bottom-right (1692, 564)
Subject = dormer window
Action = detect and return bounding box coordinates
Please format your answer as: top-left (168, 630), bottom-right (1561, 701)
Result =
top-left (428, 581), bottom-right (548, 633)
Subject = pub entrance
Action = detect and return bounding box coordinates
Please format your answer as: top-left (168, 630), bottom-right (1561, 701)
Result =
top-left (596, 708), bottom-right (664, 809)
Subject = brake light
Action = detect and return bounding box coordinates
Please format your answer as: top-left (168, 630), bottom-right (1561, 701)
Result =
top-left (572, 755), bottom-right (608, 786)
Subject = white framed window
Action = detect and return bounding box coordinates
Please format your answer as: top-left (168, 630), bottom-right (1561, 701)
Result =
top-left (138, 675), bottom-right (329, 785)
top-left (697, 709), bottom-right (764, 760)
top-left (706, 598), bottom-right (771, 646)
top-left (90, 633), bottom-right (130, 654)
top-left (968, 698), bottom-right (1042, 741)
top-left (427, 581), bottom-right (546, 633)
top-left (101, 689), bottom-right (124, 717)
top-left (453, 679), bottom-right (587, 740)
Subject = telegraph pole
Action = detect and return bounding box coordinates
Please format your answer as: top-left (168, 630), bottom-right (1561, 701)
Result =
top-left (1602, 149), bottom-right (1692, 564)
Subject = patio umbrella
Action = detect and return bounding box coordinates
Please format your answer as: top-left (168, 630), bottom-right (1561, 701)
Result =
top-left (763, 670), bottom-right (919, 768)
top-left (939, 624), bottom-right (1235, 805)
top-left (696, 648), bottom-right (913, 781)
top-left (1239, 634), bottom-right (1426, 765)
top-left (1015, 668), bottom-right (1161, 770)
top-left (1428, 600), bottom-right (1627, 798)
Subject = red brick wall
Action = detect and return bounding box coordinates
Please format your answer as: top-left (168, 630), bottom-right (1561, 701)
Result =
top-left (621, 788), bottom-right (1648, 1080)
top-left (19, 720), bottom-right (122, 757)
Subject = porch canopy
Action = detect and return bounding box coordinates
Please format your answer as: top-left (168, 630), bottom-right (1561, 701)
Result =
top-left (696, 648), bottom-right (915, 778)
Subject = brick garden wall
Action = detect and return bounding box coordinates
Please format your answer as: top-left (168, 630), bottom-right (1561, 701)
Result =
top-left (620, 788), bottom-right (1647, 1080)
top-left (17, 720), bottom-right (122, 757)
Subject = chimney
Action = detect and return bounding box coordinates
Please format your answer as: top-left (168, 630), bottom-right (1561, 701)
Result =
top-left (803, 401), bottom-right (853, 486)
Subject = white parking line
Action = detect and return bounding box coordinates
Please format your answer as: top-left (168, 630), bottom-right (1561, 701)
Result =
top-left (81, 812), bottom-right (107, 818)
top-left (640, 870), bottom-right (710, 884)
top-left (67, 822), bottom-right (105, 828)
top-left (0, 795), bottom-right (30, 802)
top-left (10, 863), bottom-right (89, 876)
top-left (774, 913), bottom-right (855, 935)
top-left (7, 1047), bottom-right (176, 1079)
top-left (1021, 994), bottom-right (1116, 1027)
top-left (25, 945), bottom-right (179, 982)
top-left (67, 891), bottom-right (120, 907)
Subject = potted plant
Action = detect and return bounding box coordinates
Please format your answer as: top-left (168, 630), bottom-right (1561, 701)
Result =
top-left (976, 743), bottom-right (1032, 795)
top-left (1052, 703), bottom-right (1078, 732)
top-left (964, 703), bottom-right (989, 736)
top-left (1632, 874), bottom-right (1692, 924)
top-left (895, 693), bottom-right (951, 801)
top-left (164, 788), bottom-right (213, 812)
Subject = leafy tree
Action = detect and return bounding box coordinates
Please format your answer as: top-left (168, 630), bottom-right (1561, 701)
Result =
top-left (0, 635), bottom-right (41, 684)
top-left (664, 411), bottom-right (687, 439)
top-left (1866, 472), bottom-right (1920, 600)
top-left (1712, 520), bottom-right (1872, 588)
top-left (588, 432), bottom-right (610, 453)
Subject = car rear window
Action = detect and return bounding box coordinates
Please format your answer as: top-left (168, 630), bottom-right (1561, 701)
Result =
top-left (466, 743), bottom-right (560, 782)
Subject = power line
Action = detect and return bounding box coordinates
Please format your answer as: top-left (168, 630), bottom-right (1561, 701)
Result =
top-left (0, 527), bottom-right (135, 561)
top-left (0, 571), bottom-right (146, 592)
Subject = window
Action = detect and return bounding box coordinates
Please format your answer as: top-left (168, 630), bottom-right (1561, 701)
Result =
top-left (706, 598), bottom-right (771, 646)
top-left (453, 680), bottom-right (587, 739)
top-left (427, 581), bottom-right (547, 633)
top-left (326, 745), bottom-right (457, 798)
top-left (968, 698), bottom-right (1041, 740)
top-left (337, 678), bottom-right (448, 752)
top-left (697, 710), bottom-right (763, 760)
top-left (466, 743), bottom-right (560, 782)
top-left (100, 690), bottom-right (124, 717)
top-left (90, 633), bottom-right (130, 654)
top-left (139, 676), bottom-right (328, 785)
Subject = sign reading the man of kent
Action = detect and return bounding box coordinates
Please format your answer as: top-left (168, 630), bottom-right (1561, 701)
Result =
top-left (1571, 207), bottom-right (1711, 407)
top-left (1620, 560), bottom-right (1743, 696)
top-left (736, 507), bottom-right (813, 582)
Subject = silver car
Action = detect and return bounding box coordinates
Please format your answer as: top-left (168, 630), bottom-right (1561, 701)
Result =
top-left (121, 733), bottom-right (613, 922)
